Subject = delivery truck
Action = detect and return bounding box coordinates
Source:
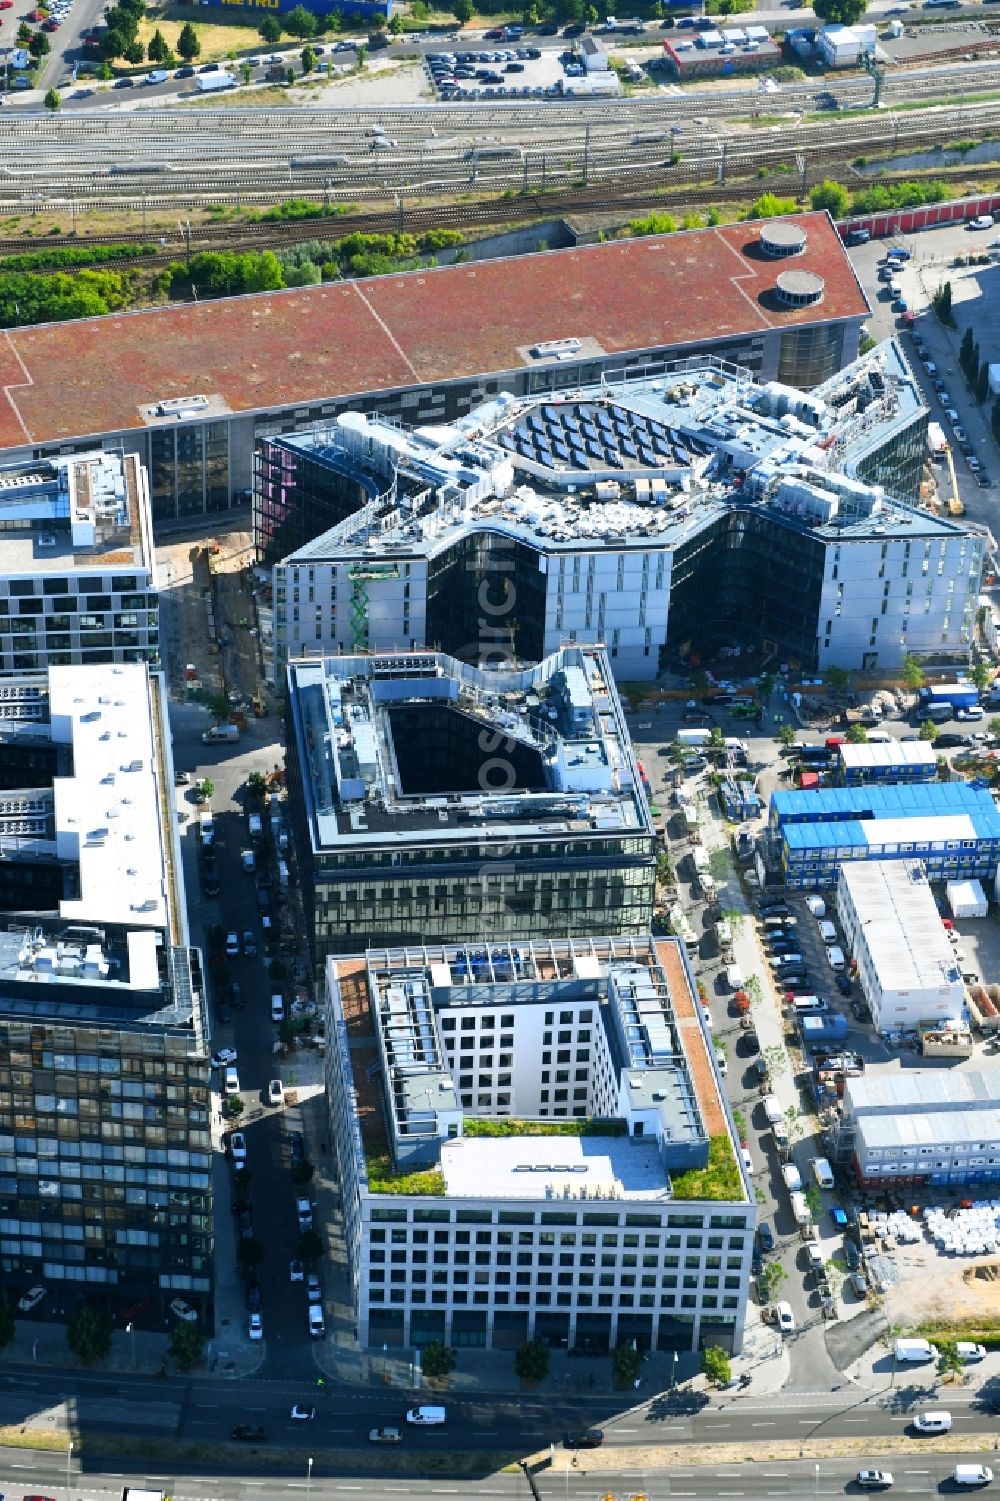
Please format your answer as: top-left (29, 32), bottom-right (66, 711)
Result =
top-left (195, 70), bottom-right (237, 92)
top-left (919, 681), bottom-right (979, 711)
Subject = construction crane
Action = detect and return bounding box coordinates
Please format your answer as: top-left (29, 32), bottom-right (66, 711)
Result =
top-left (944, 442), bottom-right (965, 516)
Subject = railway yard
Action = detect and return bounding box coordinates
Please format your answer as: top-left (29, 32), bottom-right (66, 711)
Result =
top-left (0, 64), bottom-right (998, 220)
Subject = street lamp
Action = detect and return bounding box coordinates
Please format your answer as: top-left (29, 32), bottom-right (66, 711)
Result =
top-left (306, 1455), bottom-right (313, 1501)
top-left (814, 1461), bottom-right (820, 1499)
top-left (671, 1349), bottom-right (678, 1388)
top-left (126, 1321), bottom-right (135, 1371)
top-left (67, 1438), bottom-right (74, 1501)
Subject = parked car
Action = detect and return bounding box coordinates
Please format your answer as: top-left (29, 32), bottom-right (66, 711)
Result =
top-left (775, 1301), bottom-right (795, 1332)
top-left (856, 1473), bottom-right (893, 1491)
top-left (369, 1427), bottom-right (402, 1443)
top-left (564, 1429), bottom-right (604, 1449)
top-left (267, 1078), bottom-right (284, 1107)
top-left (210, 1047), bottom-right (237, 1068)
top-left (232, 1424), bottom-right (267, 1441)
top-left (289, 1258), bottom-right (305, 1282)
top-left (169, 1297), bottom-right (197, 1322)
top-left (229, 1130), bottom-right (247, 1166)
top-left (248, 1312), bottom-right (263, 1341)
top-left (17, 1285), bottom-right (47, 1312)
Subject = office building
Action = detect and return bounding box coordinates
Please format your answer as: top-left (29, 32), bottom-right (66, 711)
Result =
top-left (266, 339), bottom-right (966, 682)
top-left (285, 646), bottom-right (657, 966)
top-left (0, 451), bottom-right (157, 676)
top-left (769, 782), bottom-right (1000, 889)
top-left (326, 934), bottom-right (753, 1354)
top-left (0, 664), bottom-right (213, 1313)
top-left (0, 216), bottom-right (867, 524)
top-left (836, 861), bottom-right (964, 1033)
top-left (836, 1072), bottom-right (1000, 1189)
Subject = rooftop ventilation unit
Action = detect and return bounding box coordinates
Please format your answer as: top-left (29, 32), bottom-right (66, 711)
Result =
top-left (775, 270), bottom-right (825, 309)
top-left (760, 223), bottom-right (807, 258)
top-left (37, 534), bottom-right (56, 549)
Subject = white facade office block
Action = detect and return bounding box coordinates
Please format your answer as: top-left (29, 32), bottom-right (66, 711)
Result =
top-left (326, 935), bottom-right (754, 1357)
top-left (265, 343), bottom-right (976, 682)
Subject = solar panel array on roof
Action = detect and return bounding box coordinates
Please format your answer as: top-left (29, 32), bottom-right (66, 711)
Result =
top-left (502, 401), bottom-right (698, 473)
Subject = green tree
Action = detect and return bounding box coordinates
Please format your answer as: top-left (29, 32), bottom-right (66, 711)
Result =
top-left (702, 1345), bottom-right (732, 1386)
top-left (259, 13), bottom-right (282, 42)
top-left (177, 21), bottom-right (201, 60)
top-left (98, 61), bottom-right (114, 79)
top-left (937, 1338), bottom-right (964, 1382)
top-left (846, 723), bottom-right (868, 743)
top-left (708, 726), bottom-right (725, 755)
top-left (67, 1302), bottom-right (113, 1365)
top-left (977, 363), bottom-right (991, 404)
top-left (805, 1183), bottom-right (823, 1219)
top-left (452, 0), bottom-right (473, 20)
top-left (422, 1339), bottom-right (457, 1379)
top-left (43, 87), bottom-right (61, 110)
top-left (355, 45), bottom-right (366, 67)
top-left (762, 1261), bottom-right (787, 1298)
top-left (285, 3), bottom-right (317, 35)
top-left (388, 12), bottom-right (403, 31)
top-left (147, 28), bottom-right (169, 61)
top-left (812, 0), bottom-right (866, 21)
top-left (826, 665), bottom-right (850, 695)
top-left (971, 662), bottom-right (992, 693)
top-left (123, 38), bottom-right (144, 63)
top-left (28, 30), bottom-right (50, 56)
top-left (246, 771), bottom-right (267, 799)
top-left (240, 61), bottom-right (252, 83)
top-left (169, 1319), bottom-right (205, 1370)
top-left (989, 716), bottom-right (1000, 738)
top-left (226, 1095), bottom-right (245, 1119)
top-left (919, 719), bottom-right (939, 742)
top-left (933, 280), bottom-right (953, 325)
top-left (0, 1298), bottom-right (14, 1351)
top-left (777, 722), bottom-right (796, 748)
top-left (809, 179), bottom-right (850, 217)
top-left (285, 66), bottom-right (295, 83)
top-left (902, 654), bottom-right (926, 691)
top-left (961, 326), bottom-right (976, 375)
top-left (298, 1228), bottom-right (324, 1262)
top-left (612, 1343), bottom-right (642, 1388)
top-left (514, 1338), bottom-right (550, 1382)
top-left (745, 193), bottom-right (798, 221)
top-left (301, 44), bottom-right (316, 71)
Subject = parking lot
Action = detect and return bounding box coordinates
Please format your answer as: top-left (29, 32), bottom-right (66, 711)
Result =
top-left (426, 41), bottom-right (607, 101)
top-left (847, 222), bottom-right (1000, 515)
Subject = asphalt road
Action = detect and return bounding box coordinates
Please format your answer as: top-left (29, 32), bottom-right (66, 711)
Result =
top-left (2, 1357), bottom-right (999, 1460)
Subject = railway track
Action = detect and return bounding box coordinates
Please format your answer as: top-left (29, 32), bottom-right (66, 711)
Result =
top-left (0, 149), bottom-right (992, 269)
top-left (0, 96), bottom-right (992, 215)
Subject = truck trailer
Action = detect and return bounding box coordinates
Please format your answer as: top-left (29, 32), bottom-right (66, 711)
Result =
top-left (919, 681), bottom-right (979, 710)
top-left (195, 71), bottom-right (237, 92)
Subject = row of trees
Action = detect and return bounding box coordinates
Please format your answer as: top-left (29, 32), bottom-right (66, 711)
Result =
top-left (960, 326), bottom-right (996, 407)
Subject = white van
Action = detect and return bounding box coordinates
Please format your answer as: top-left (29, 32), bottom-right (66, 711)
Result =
top-left (954, 1465), bottom-right (993, 1486)
top-left (811, 1156), bottom-right (835, 1190)
top-left (762, 1094), bottom-right (784, 1125)
top-left (818, 920), bottom-right (837, 944)
top-left (271, 994), bottom-right (285, 1023)
top-left (914, 1410), bottom-right (951, 1433)
top-left (826, 945), bottom-right (846, 971)
top-left (805, 895), bottom-right (826, 918)
top-left (866, 729), bottom-right (892, 744)
top-left (725, 964), bottom-right (745, 991)
top-left (789, 1190), bottom-right (810, 1225)
top-left (782, 1162), bottom-right (803, 1192)
top-left (793, 995), bottom-right (828, 1016)
top-left (223, 1066), bottom-right (240, 1096)
top-left (895, 1337), bottom-right (937, 1364)
top-left (308, 1304), bottom-right (325, 1338)
top-left (407, 1406), bottom-right (446, 1425)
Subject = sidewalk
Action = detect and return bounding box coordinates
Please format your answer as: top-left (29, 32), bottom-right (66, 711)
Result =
top-left (0, 1320), bottom-right (171, 1375)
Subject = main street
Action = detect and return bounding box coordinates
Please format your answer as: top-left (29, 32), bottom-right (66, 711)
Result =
top-left (0, 1360), bottom-right (996, 1457)
top-left (4, 1440), bottom-right (1000, 1499)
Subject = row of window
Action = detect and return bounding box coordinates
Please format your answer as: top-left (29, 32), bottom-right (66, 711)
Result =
top-left (370, 1287), bottom-right (742, 1312)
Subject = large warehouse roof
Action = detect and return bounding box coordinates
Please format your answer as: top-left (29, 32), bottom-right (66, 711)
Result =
top-left (0, 213), bottom-right (867, 451)
top-left (845, 1070), bottom-right (1000, 1115)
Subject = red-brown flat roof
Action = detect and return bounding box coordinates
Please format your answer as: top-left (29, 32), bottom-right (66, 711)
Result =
top-left (0, 212), bottom-right (867, 451)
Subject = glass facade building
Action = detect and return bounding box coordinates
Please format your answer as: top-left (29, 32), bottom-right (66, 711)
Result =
top-left (0, 950), bottom-right (213, 1313)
